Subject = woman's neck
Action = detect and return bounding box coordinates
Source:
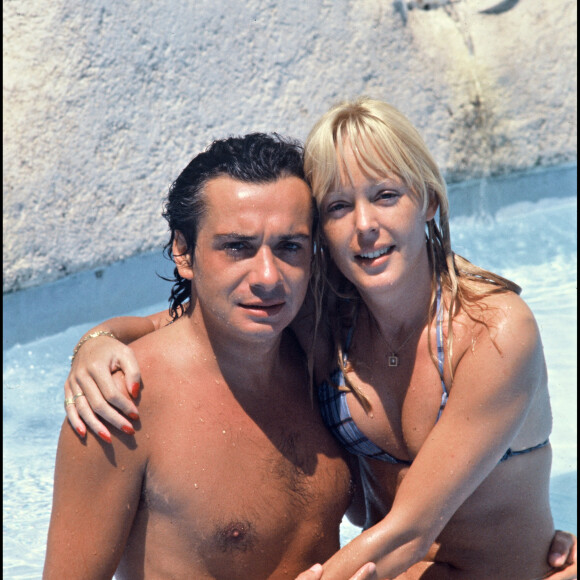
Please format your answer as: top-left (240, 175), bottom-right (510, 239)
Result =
top-left (359, 258), bottom-right (434, 344)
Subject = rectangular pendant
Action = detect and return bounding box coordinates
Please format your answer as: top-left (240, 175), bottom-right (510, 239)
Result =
top-left (388, 354), bottom-right (399, 367)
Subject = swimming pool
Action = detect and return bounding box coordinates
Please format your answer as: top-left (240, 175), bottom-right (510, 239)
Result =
top-left (3, 166), bottom-right (577, 578)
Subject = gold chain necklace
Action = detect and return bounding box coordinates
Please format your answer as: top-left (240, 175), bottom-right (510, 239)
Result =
top-left (371, 313), bottom-right (429, 367)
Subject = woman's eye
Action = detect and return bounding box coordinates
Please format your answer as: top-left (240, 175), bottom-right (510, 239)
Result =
top-left (376, 190), bottom-right (397, 201)
top-left (326, 202), bottom-right (349, 213)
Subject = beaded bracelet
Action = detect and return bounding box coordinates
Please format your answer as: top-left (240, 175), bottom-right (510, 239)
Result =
top-left (71, 330), bottom-right (116, 366)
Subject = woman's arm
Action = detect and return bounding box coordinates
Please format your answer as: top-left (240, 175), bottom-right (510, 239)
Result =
top-left (65, 310), bottom-right (171, 440)
top-left (320, 298), bottom-right (556, 578)
top-left (44, 400), bottom-right (146, 578)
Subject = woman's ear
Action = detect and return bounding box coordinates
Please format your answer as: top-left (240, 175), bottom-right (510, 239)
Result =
top-left (173, 231), bottom-right (194, 280)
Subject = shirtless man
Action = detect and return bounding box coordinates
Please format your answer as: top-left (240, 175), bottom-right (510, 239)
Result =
top-left (43, 134), bottom-right (364, 579)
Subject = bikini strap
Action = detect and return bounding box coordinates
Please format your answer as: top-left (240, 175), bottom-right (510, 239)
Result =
top-left (342, 326), bottom-right (355, 364)
top-left (435, 282), bottom-right (449, 421)
top-left (341, 302), bottom-right (359, 363)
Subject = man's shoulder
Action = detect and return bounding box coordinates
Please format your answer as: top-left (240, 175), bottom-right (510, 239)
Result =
top-left (131, 322), bottom-right (193, 365)
top-left (131, 324), bottom-right (211, 401)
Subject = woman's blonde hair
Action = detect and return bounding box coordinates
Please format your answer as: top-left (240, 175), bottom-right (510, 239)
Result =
top-left (304, 97), bottom-right (520, 409)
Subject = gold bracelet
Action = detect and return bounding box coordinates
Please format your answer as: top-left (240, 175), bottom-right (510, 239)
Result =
top-left (71, 330), bottom-right (116, 366)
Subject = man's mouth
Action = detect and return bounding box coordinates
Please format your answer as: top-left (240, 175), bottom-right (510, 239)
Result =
top-left (240, 302), bottom-right (285, 316)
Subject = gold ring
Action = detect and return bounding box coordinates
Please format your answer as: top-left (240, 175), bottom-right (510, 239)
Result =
top-left (64, 398), bottom-right (75, 408)
top-left (73, 393), bottom-right (86, 402)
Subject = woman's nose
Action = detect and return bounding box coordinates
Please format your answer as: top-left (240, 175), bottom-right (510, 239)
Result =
top-left (354, 201), bottom-right (379, 236)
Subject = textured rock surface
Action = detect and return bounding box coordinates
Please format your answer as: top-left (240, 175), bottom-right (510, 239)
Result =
top-left (3, 0), bottom-right (577, 292)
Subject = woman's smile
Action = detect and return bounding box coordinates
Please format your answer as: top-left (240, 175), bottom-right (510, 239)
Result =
top-left (355, 244), bottom-right (396, 266)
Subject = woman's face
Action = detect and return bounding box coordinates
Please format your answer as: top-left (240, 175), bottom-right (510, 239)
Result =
top-left (318, 144), bottom-right (437, 298)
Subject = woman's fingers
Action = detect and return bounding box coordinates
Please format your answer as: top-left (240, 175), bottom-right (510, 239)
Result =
top-left (64, 378), bottom-right (87, 438)
top-left (71, 393), bottom-right (114, 443)
top-left (64, 336), bottom-right (142, 441)
top-left (549, 531), bottom-right (578, 568)
top-left (547, 531), bottom-right (577, 580)
top-left (294, 563), bottom-right (323, 580)
top-left (115, 354), bottom-right (142, 399)
top-left (294, 563), bottom-right (377, 580)
top-left (85, 359), bottom-right (140, 418)
top-left (349, 563), bottom-right (377, 580)
top-left (75, 370), bottom-right (137, 435)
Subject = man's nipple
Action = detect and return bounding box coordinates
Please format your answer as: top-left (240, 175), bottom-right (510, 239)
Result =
top-left (216, 520), bottom-right (255, 552)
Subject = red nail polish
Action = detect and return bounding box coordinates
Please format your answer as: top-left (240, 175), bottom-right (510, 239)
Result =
top-left (121, 425), bottom-right (135, 435)
top-left (98, 431), bottom-right (112, 444)
top-left (76, 427), bottom-right (86, 437)
top-left (131, 383), bottom-right (140, 398)
top-left (128, 412), bottom-right (139, 421)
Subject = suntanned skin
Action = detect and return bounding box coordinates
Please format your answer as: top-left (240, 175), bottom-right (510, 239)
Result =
top-left (341, 297), bottom-right (554, 580)
top-left (47, 324), bottom-right (352, 579)
top-left (44, 176), bottom-right (353, 579)
top-left (126, 322), bottom-right (352, 578)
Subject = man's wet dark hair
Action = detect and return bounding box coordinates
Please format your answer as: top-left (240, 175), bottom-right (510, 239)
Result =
top-left (162, 132), bottom-right (311, 319)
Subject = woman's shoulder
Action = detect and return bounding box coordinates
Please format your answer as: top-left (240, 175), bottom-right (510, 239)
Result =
top-left (448, 285), bottom-right (542, 366)
top-left (474, 287), bottom-right (535, 328)
top-left (450, 280), bottom-right (535, 326)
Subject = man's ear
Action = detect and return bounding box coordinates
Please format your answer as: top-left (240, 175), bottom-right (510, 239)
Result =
top-left (173, 231), bottom-right (194, 280)
top-left (426, 189), bottom-right (439, 222)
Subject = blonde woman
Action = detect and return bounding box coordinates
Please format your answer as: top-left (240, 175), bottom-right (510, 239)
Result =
top-left (63, 99), bottom-right (576, 579)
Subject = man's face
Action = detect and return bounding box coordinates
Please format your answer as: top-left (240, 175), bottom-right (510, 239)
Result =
top-left (188, 175), bottom-right (313, 343)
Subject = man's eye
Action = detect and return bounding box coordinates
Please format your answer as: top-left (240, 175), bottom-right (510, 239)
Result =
top-left (224, 242), bottom-right (249, 252)
top-left (280, 242), bottom-right (301, 252)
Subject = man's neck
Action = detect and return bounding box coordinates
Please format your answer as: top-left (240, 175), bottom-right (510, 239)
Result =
top-left (179, 308), bottom-right (286, 394)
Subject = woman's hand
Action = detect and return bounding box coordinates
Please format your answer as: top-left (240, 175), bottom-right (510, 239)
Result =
top-left (65, 334), bottom-right (141, 443)
top-left (547, 530), bottom-right (577, 579)
top-left (295, 562), bottom-right (377, 580)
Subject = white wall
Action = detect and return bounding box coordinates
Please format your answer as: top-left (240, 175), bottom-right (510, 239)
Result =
top-left (3, 0), bottom-right (577, 293)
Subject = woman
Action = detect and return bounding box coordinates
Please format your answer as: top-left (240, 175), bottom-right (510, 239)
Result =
top-left (64, 98), bottom-right (577, 579)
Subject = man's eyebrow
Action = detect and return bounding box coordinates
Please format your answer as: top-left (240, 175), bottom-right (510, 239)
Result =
top-left (213, 233), bottom-right (310, 242)
top-left (279, 233), bottom-right (311, 242)
top-left (214, 233), bottom-right (257, 242)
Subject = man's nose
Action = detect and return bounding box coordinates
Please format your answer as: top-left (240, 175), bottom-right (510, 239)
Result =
top-left (248, 247), bottom-right (283, 290)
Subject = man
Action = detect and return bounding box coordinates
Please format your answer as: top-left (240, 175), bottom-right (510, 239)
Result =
top-left (44, 134), bottom-right (363, 579)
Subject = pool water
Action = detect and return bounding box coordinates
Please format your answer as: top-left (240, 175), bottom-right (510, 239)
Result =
top-left (3, 185), bottom-right (577, 578)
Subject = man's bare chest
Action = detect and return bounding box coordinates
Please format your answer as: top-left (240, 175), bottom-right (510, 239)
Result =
top-left (139, 396), bottom-right (351, 551)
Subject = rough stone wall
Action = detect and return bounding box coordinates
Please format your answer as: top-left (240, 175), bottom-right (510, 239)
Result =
top-left (3, 0), bottom-right (577, 293)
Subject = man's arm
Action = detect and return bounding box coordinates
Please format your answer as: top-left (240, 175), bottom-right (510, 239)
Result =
top-left (43, 415), bottom-right (146, 579)
top-left (65, 310), bottom-right (170, 440)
